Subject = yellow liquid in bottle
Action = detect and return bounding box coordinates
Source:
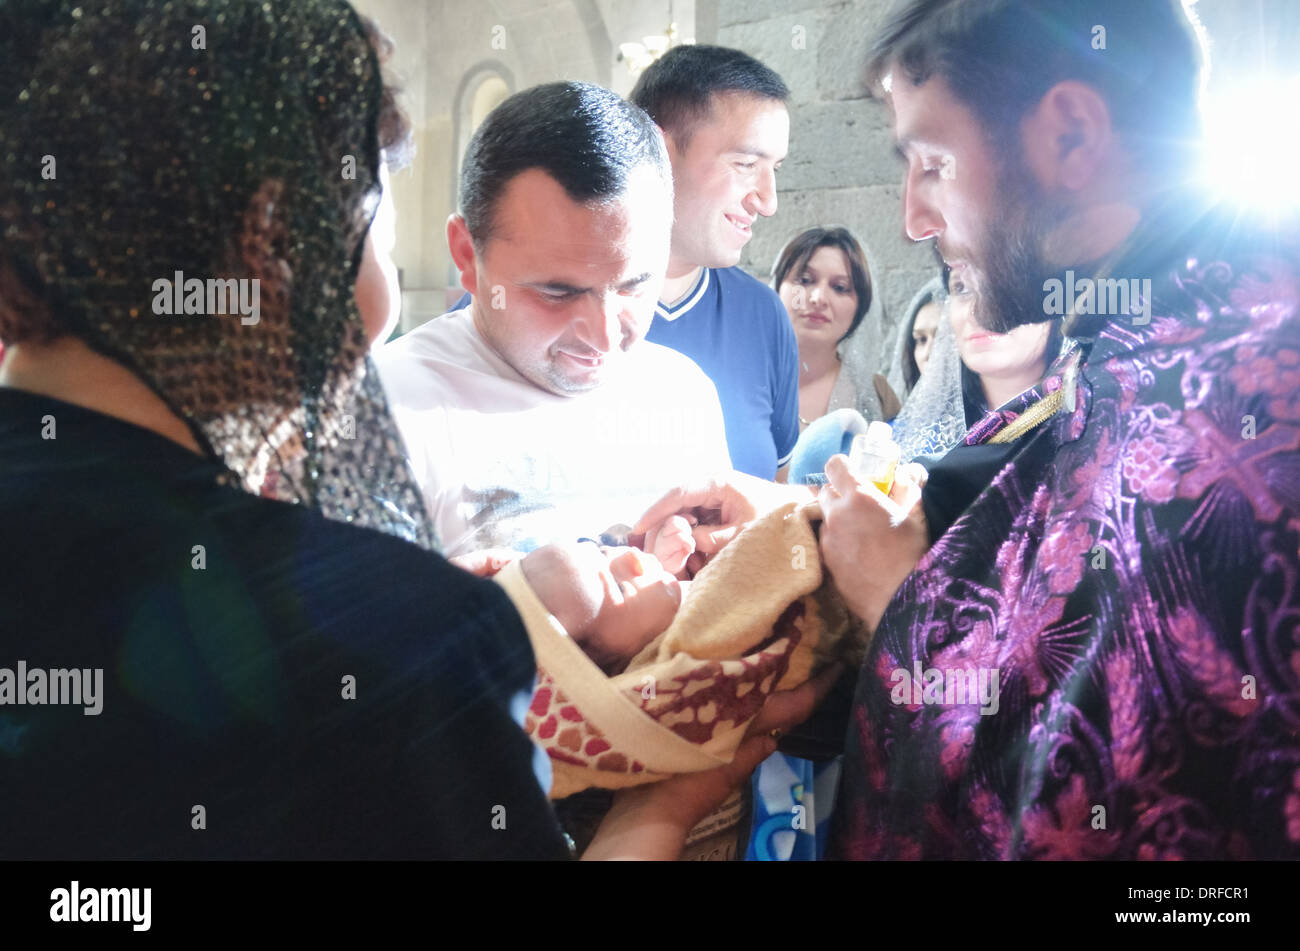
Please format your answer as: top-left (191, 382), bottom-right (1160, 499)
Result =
top-left (850, 427), bottom-right (901, 495)
top-left (871, 461), bottom-right (897, 496)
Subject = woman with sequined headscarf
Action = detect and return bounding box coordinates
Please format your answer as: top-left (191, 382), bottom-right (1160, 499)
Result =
top-left (0, 0), bottom-right (803, 860)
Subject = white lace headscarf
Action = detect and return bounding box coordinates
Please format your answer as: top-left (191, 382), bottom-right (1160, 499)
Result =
top-left (889, 291), bottom-right (967, 463)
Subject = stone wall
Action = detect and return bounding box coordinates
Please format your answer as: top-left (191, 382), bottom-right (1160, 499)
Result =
top-left (714, 0), bottom-right (934, 379)
top-left (352, 0), bottom-right (930, 363)
top-left (348, 0), bottom-right (1295, 368)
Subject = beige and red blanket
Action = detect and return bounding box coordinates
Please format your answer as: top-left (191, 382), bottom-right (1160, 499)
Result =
top-left (496, 500), bottom-right (867, 798)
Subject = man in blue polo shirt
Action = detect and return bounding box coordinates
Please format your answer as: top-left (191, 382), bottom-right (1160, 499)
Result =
top-left (630, 46), bottom-right (799, 479)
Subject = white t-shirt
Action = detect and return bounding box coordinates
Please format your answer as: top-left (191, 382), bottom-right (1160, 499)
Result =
top-left (374, 307), bottom-right (732, 557)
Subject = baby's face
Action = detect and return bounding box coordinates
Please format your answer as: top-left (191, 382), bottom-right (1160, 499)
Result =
top-left (521, 541), bottom-right (682, 667)
top-left (589, 545), bottom-right (683, 654)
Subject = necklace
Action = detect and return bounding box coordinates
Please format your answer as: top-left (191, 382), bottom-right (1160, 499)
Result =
top-left (799, 357), bottom-right (840, 430)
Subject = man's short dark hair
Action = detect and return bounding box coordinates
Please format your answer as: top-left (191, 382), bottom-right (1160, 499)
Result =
top-left (868, 0), bottom-right (1208, 180)
top-left (629, 45), bottom-right (789, 148)
top-left (459, 81), bottom-right (670, 248)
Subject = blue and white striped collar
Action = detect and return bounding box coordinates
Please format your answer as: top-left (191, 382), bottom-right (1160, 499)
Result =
top-left (655, 267), bottom-right (710, 322)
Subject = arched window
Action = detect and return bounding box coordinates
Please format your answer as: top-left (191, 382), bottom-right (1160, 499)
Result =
top-left (448, 63), bottom-right (514, 284)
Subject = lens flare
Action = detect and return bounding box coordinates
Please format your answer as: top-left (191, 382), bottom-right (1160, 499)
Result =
top-left (1200, 74), bottom-right (1300, 211)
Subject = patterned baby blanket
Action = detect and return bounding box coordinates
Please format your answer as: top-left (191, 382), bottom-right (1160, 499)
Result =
top-left (497, 500), bottom-right (866, 798)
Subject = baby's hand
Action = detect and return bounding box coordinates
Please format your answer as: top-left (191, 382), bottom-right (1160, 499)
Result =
top-left (449, 547), bottom-right (522, 578)
top-left (644, 514), bottom-right (696, 576)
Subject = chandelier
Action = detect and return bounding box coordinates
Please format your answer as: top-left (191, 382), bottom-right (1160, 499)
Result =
top-left (618, 3), bottom-right (690, 76)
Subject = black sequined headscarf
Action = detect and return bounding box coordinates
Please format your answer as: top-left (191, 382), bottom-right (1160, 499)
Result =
top-left (0, 0), bottom-right (436, 549)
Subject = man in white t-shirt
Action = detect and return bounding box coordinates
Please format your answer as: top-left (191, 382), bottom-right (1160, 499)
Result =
top-left (376, 82), bottom-right (730, 557)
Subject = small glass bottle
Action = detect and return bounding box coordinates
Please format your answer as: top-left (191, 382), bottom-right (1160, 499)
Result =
top-left (849, 421), bottom-right (901, 495)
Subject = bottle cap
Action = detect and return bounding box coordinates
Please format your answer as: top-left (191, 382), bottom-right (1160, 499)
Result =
top-left (865, 420), bottom-right (894, 444)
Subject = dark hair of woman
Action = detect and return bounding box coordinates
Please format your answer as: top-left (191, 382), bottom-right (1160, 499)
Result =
top-left (899, 281), bottom-right (943, 392)
top-left (771, 226), bottom-right (873, 344)
top-left (357, 14), bottom-right (416, 171)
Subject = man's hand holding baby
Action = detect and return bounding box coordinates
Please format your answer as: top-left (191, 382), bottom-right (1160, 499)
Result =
top-left (449, 548), bottom-right (523, 578)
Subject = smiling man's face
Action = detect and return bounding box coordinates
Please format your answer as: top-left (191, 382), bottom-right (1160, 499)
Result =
top-left (451, 166), bottom-right (672, 396)
top-left (890, 74), bottom-right (1063, 333)
top-left (664, 91), bottom-right (789, 272)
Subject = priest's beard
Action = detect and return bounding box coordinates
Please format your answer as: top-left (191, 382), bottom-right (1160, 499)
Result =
top-left (968, 153), bottom-right (1072, 335)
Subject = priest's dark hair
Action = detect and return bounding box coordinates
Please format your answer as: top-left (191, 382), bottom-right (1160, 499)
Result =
top-left (868, 0), bottom-right (1208, 184)
top-left (459, 81), bottom-right (670, 250)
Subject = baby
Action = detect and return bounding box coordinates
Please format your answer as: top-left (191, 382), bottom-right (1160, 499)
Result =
top-left (507, 500), bottom-right (857, 799)
top-left (517, 510), bottom-right (737, 668)
top-left (520, 540), bottom-right (686, 671)
top-left (523, 507), bottom-right (709, 660)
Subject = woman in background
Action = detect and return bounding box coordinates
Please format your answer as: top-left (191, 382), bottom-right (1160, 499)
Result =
top-left (890, 266), bottom-right (1063, 466)
top-left (948, 278), bottom-right (1064, 427)
top-left (884, 276), bottom-right (947, 409)
top-left (889, 270), bottom-right (966, 465)
top-left (773, 227), bottom-right (883, 486)
top-left (773, 227), bottom-right (877, 432)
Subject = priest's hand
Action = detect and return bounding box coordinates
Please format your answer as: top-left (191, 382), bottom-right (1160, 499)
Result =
top-left (818, 456), bottom-right (930, 631)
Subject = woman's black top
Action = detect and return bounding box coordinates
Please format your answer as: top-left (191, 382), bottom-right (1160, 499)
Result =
top-left (0, 388), bottom-right (568, 859)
